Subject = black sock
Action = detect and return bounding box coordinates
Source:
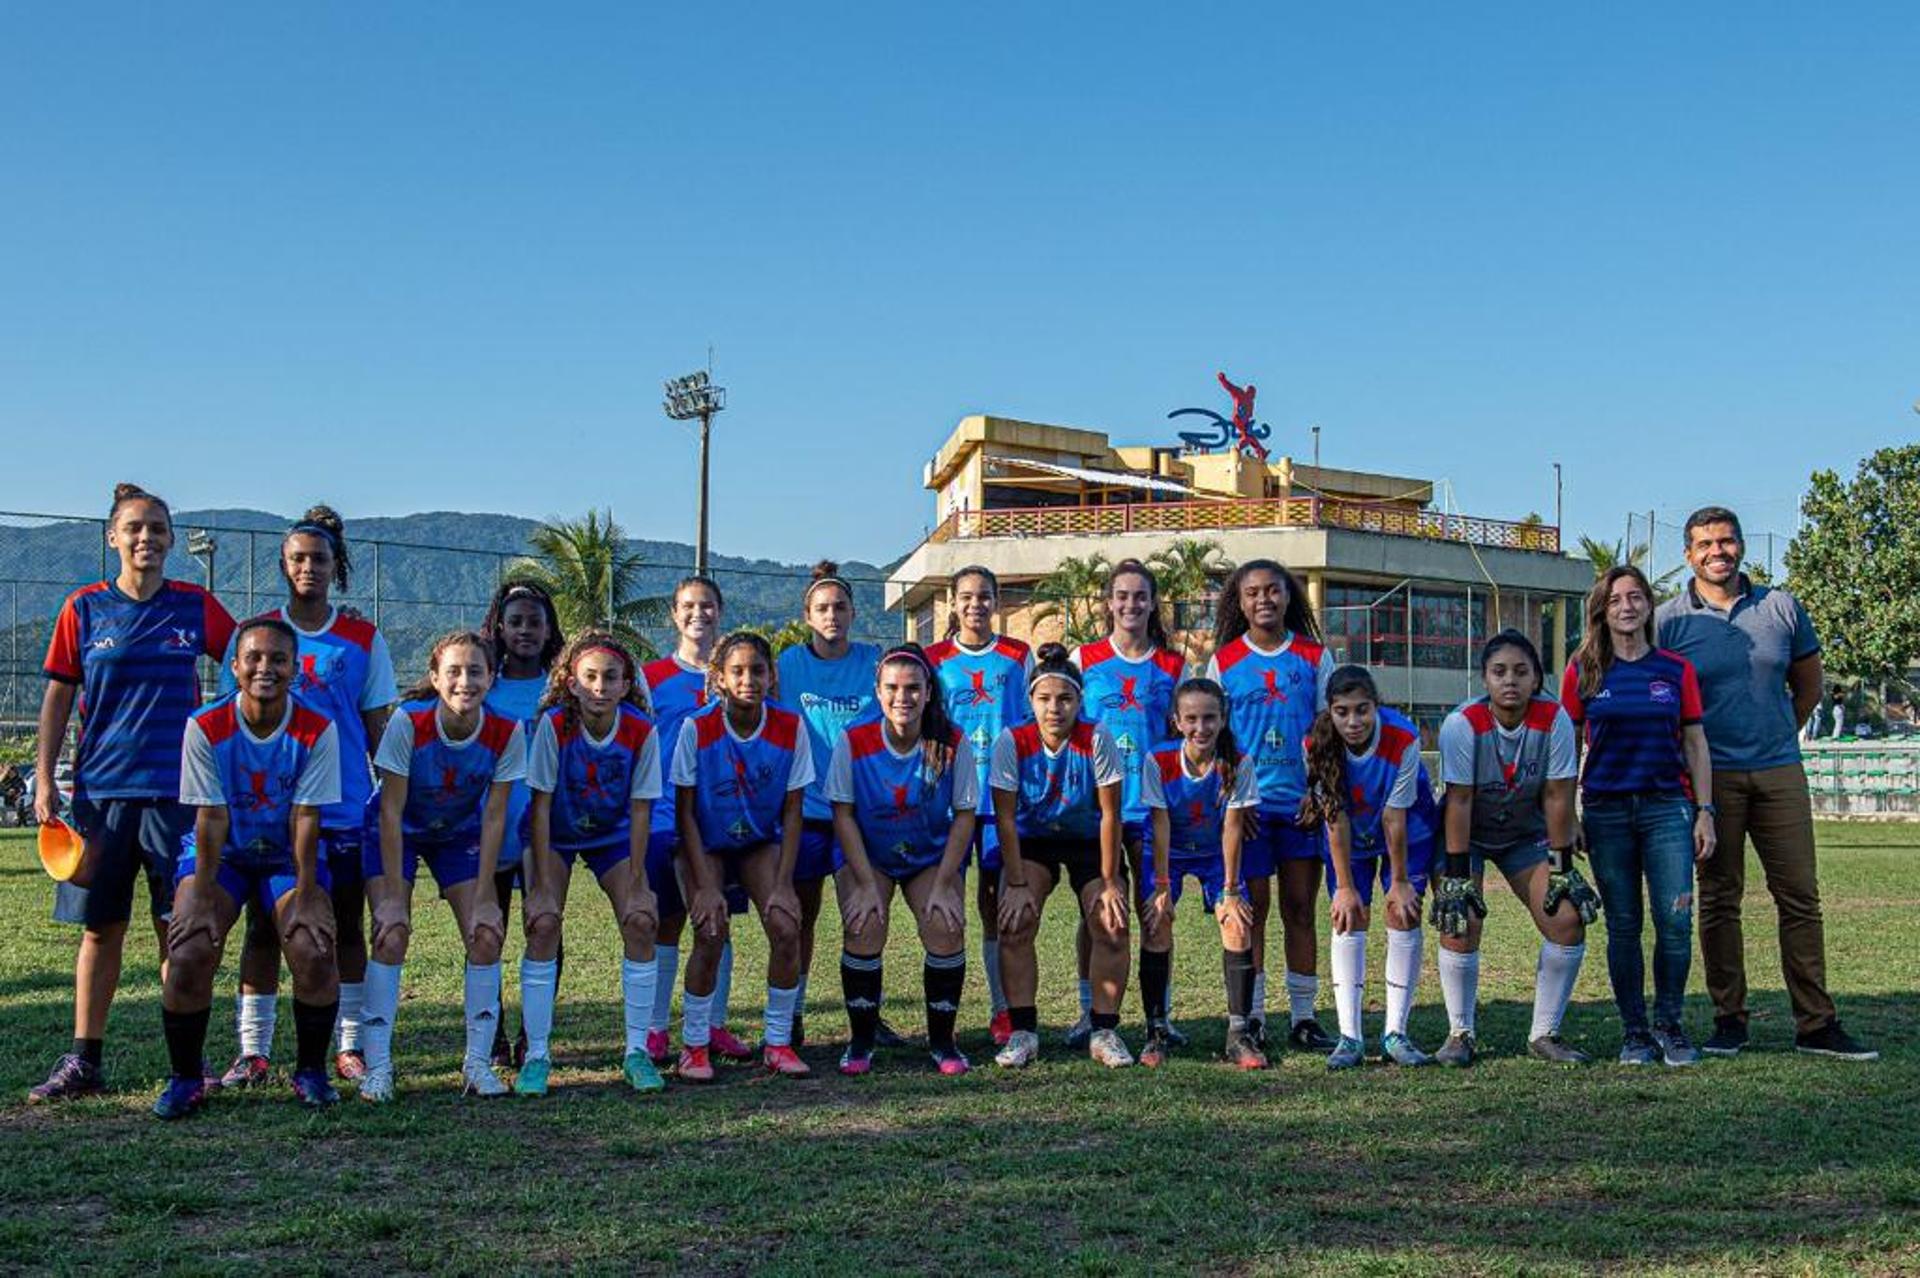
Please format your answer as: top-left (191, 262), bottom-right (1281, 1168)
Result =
top-left (1091, 1011), bottom-right (1119, 1031)
top-left (841, 951), bottom-right (883, 1049)
top-left (293, 999), bottom-right (340, 1073)
top-left (72, 1037), bottom-right (104, 1068)
top-left (1010, 1006), bottom-right (1038, 1034)
top-left (1224, 947), bottom-right (1255, 1023)
top-left (1140, 949), bottom-right (1171, 1023)
top-left (161, 1007), bottom-right (209, 1080)
top-left (923, 950), bottom-right (966, 1052)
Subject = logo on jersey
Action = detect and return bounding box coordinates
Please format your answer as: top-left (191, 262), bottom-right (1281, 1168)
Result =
top-left (1261, 669), bottom-right (1290, 704)
top-left (1099, 677), bottom-right (1143, 713)
top-left (165, 627), bottom-right (200, 652)
top-left (955, 668), bottom-right (1000, 707)
top-left (232, 768), bottom-right (290, 813)
top-left (89, 635), bottom-right (118, 652)
top-left (298, 650), bottom-right (346, 694)
top-left (1649, 681), bottom-right (1676, 704)
top-left (889, 783), bottom-right (913, 818)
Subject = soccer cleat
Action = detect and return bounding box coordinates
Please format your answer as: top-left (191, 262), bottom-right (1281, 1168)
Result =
top-left (334, 1049), bottom-right (367, 1082)
top-left (461, 1057), bottom-right (511, 1097)
top-left (1326, 1035), bottom-right (1365, 1071)
top-left (763, 1044), bottom-right (811, 1077)
top-left (1062, 1012), bottom-right (1094, 1050)
top-left (291, 1068), bottom-right (340, 1108)
top-left (1702, 1016), bottom-right (1748, 1058)
top-left (931, 1047), bottom-right (971, 1077)
top-left (515, 1056), bottom-right (552, 1097)
top-left (676, 1045), bottom-right (715, 1083)
top-left (989, 1009), bottom-right (1014, 1047)
top-left (1088, 1028), bottom-right (1135, 1069)
top-left (357, 1067), bottom-right (395, 1104)
top-left (1381, 1032), bottom-right (1432, 1067)
top-left (1794, 1021), bottom-right (1879, 1062)
top-left (622, 1050), bottom-right (667, 1093)
top-left (1435, 1030), bottom-right (1477, 1068)
top-left (1652, 1024), bottom-right (1701, 1067)
top-left (1288, 1018), bottom-right (1337, 1053)
top-left (645, 1028), bottom-right (672, 1064)
top-left (1224, 1029), bottom-right (1268, 1071)
top-left (152, 1075), bottom-right (208, 1121)
top-left (1618, 1029), bottom-right (1659, 1066)
top-left (220, 1053), bottom-right (272, 1090)
top-left (995, 1029), bottom-right (1040, 1068)
top-left (1138, 1024), bottom-right (1171, 1069)
top-left (838, 1044), bottom-right (874, 1077)
top-left (1527, 1034), bottom-right (1591, 1066)
top-left (874, 1017), bottom-right (910, 1049)
top-left (29, 1053), bottom-right (107, 1103)
top-left (708, 1027), bottom-right (754, 1062)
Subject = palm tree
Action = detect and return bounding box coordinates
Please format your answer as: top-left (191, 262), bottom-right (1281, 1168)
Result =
top-left (1576, 534), bottom-right (1682, 593)
top-left (1031, 554), bottom-right (1113, 647)
top-left (1148, 538), bottom-right (1234, 634)
top-left (509, 509), bottom-right (667, 659)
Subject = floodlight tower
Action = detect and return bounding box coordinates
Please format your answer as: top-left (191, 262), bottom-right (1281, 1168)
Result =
top-left (662, 368), bottom-right (728, 577)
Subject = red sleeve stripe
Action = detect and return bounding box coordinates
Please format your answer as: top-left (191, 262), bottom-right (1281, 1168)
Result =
top-left (763, 706), bottom-right (801, 751)
top-left (847, 720), bottom-right (887, 760)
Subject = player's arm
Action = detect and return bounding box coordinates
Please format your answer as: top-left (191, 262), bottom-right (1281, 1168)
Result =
top-left (33, 681), bottom-right (76, 825)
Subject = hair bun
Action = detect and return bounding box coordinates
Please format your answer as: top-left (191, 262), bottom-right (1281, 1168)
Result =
top-left (810, 560), bottom-right (841, 581)
top-left (113, 482), bottom-right (150, 503)
top-left (1035, 641), bottom-right (1071, 667)
top-left (302, 504), bottom-right (345, 535)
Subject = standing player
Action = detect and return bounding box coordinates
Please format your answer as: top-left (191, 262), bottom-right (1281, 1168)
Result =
top-left (215, 506), bottom-right (396, 1089)
top-left (1070, 560), bottom-right (1185, 1048)
top-left (826, 644), bottom-right (978, 1075)
top-left (1205, 560), bottom-right (1337, 1052)
top-left (154, 619), bottom-right (342, 1118)
top-left (990, 644), bottom-right (1132, 1068)
top-left (1430, 630), bottom-right (1596, 1066)
top-left (359, 632), bottom-right (527, 1100)
top-left (1303, 666), bottom-right (1440, 1070)
top-left (30, 484), bottom-right (237, 1103)
top-left (925, 566), bottom-right (1032, 1045)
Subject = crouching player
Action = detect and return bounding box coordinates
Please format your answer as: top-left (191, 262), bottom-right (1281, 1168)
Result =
top-left (155, 618), bottom-right (343, 1118)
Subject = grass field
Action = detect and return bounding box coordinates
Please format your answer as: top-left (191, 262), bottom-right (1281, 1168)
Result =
top-left (0, 824), bottom-right (1915, 1275)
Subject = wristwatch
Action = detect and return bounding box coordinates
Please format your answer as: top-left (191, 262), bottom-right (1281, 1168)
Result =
top-left (1697, 803), bottom-right (1718, 817)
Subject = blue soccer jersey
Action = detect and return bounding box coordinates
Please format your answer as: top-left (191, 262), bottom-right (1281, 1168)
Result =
top-left (45, 579), bottom-right (236, 801)
top-left (671, 701), bottom-right (814, 853)
top-left (1560, 651), bottom-right (1705, 798)
top-left (824, 719), bottom-right (978, 878)
top-left (485, 672), bottom-right (550, 866)
top-left (987, 720), bottom-right (1124, 842)
top-left (372, 698), bottom-right (527, 842)
top-left (643, 655), bottom-right (709, 837)
top-left (777, 640), bottom-right (881, 822)
top-left (525, 703), bottom-right (662, 853)
top-left (926, 635), bottom-right (1033, 803)
top-left (1323, 707), bottom-right (1438, 860)
top-left (1074, 639), bottom-right (1184, 824)
top-left (179, 694), bottom-right (342, 866)
top-left (1140, 741), bottom-right (1261, 860)
top-left (1207, 632), bottom-right (1336, 816)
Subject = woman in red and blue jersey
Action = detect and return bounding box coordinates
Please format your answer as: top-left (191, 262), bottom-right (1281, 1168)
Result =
top-left (515, 633), bottom-right (666, 1096)
top-left (1203, 559), bottom-right (1337, 1054)
top-left (825, 643), bottom-right (978, 1076)
top-left (671, 631), bottom-right (816, 1079)
top-left (154, 619), bottom-right (342, 1118)
top-left (30, 483), bottom-right (237, 1104)
top-left (1302, 666), bottom-right (1441, 1070)
top-left (1067, 559), bottom-right (1186, 1049)
top-left (989, 644), bottom-right (1132, 1069)
top-left (1138, 679), bottom-right (1264, 1069)
top-left (924, 565), bottom-right (1032, 1047)
top-left (215, 506), bottom-right (397, 1090)
top-left (1561, 567), bottom-right (1715, 1067)
top-left (359, 631), bottom-right (526, 1101)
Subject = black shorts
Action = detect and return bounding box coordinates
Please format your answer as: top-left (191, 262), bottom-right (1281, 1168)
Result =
top-left (1012, 836), bottom-right (1119, 898)
top-left (69, 797), bottom-right (190, 929)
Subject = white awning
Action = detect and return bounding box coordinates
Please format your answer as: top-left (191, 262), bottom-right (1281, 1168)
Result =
top-left (985, 457), bottom-right (1191, 496)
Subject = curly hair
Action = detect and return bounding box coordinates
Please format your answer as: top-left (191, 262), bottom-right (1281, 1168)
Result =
top-left (1212, 558), bottom-right (1321, 652)
top-left (539, 631), bottom-right (649, 735)
top-left (483, 579), bottom-right (565, 677)
top-left (708, 630), bottom-right (777, 705)
top-left (1300, 665), bottom-right (1380, 829)
top-left (945, 565), bottom-right (999, 640)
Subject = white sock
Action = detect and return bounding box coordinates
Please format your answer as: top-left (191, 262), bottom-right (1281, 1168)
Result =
top-left (713, 942), bottom-right (735, 1028)
top-left (1251, 969), bottom-right (1268, 1022)
top-left (361, 961), bottom-right (402, 1073)
top-left (682, 990), bottom-right (713, 1048)
top-left (335, 981), bottom-right (365, 1052)
top-left (1530, 941), bottom-right (1586, 1041)
top-left (1438, 948), bottom-right (1479, 1035)
top-left (764, 983), bottom-right (800, 1048)
top-left (238, 992), bottom-right (276, 1058)
top-left (1285, 970), bottom-right (1319, 1026)
top-left (651, 944), bottom-right (679, 1034)
top-left (463, 962), bottom-right (502, 1068)
top-left (1330, 932), bottom-right (1367, 1041)
top-left (982, 938), bottom-right (1007, 1013)
top-left (1384, 927), bottom-right (1423, 1037)
top-left (1077, 978), bottom-right (1093, 1017)
top-left (520, 958), bottom-right (558, 1062)
top-left (620, 957), bottom-right (657, 1055)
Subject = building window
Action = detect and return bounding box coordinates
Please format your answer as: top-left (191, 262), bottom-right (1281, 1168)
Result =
top-left (910, 603), bottom-right (935, 643)
top-left (1321, 583), bottom-right (1486, 672)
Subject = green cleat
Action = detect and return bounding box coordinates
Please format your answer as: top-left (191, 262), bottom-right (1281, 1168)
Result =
top-left (623, 1049), bottom-right (666, 1093)
top-left (515, 1056), bottom-right (551, 1097)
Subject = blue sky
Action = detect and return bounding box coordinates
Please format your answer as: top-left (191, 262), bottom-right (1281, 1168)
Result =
top-left (2, 5), bottom-right (1914, 566)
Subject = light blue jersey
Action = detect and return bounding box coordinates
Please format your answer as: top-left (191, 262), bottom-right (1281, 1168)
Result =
top-left (777, 640), bottom-right (880, 822)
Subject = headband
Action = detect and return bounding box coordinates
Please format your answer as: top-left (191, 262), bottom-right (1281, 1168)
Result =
top-left (804, 576), bottom-right (853, 604)
top-left (1029, 667), bottom-right (1082, 694)
top-left (879, 647), bottom-right (933, 675)
top-left (502, 583), bottom-right (545, 601)
top-left (286, 521), bottom-right (341, 550)
top-left (574, 642), bottom-right (629, 667)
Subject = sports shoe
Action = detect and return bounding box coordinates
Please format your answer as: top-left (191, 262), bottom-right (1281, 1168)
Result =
top-left (28, 1053), bottom-right (106, 1103)
top-left (358, 1066), bottom-right (395, 1103)
top-left (989, 1009), bottom-right (1014, 1047)
top-left (1795, 1021), bottom-right (1879, 1062)
top-left (461, 1057), bottom-right (510, 1097)
top-left (1246, 1017), bottom-right (1268, 1051)
top-left (1527, 1034), bottom-right (1591, 1065)
top-left (1381, 1032), bottom-right (1432, 1067)
top-left (1618, 1029), bottom-right (1659, 1066)
top-left (708, 1026), bottom-right (754, 1062)
top-left (291, 1068), bottom-right (340, 1108)
top-left (1326, 1035), bottom-right (1365, 1071)
top-left (622, 1050), bottom-right (666, 1093)
top-left (1435, 1030), bottom-right (1476, 1068)
top-left (515, 1056), bottom-right (551, 1097)
top-left (1652, 1023), bottom-right (1701, 1067)
top-left (1138, 1024), bottom-right (1171, 1069)
top-left (763, 1044), bottom-right (811, 1077)
top-left (645, 1028), bottom-right (672, 1064)
top-left (1062, 1012), bottom-right (1093, 1049)
top-left (1163, 1021), bottom-right (1190, 1048)
top-left (334, 1049), bottom-right (367, 1082)
top-left (1702, 1015), bottom-right (1748, 1057)
top-left (931, 1047), bottom-right (971, 1077)
top-left (1088, 1028), bottom-right (1135, 1068)
top-left (676, 1045), bottom-right (715, 1083)
top-left (874, 1017), bottom-right (909, 1049)
top-left (220, 1053), bottom-right (271, 1089)
top-left (1224, 1029), bottom-right (1268, 1071)
top-left (995, 1029), bottom-right (1040, 1068)
top-left (838, 1044), bottom-right (874, 1077)
top-left (152, 1075), bottom-right (207, 1121)
top-left (1288, 1018), bottom-right (1337, 1053)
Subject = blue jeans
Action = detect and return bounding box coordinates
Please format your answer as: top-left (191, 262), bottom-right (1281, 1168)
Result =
top-left (1584, 793), bottom-right (1697, 1031)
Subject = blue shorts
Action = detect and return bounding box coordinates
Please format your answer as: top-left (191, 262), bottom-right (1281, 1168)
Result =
top-left (361, 822), bottom-right (481, 890)
top-left (796, 822), bottom-right (843, 884)
top-left (557, 841), bottom-right (634, 882)
top-left (649, 832), bottom-right (751, 918)
top-left (1240, 816), bottom-right (1319, 878)
top-left (1471, 838), bottom-right (1551, 879)
top-left (1327, 839), bottom-right (1437, 904)
top-left (176, 842), bottom-right (333, 917)
top-left (1141, 854), bottom-right (1226, 911)
top-left (322, 829), bottom-right (364, 888)
top-left (70, 796), bottom-right (189, 928)
top-left (973, 820), bottom-right (1003, 874)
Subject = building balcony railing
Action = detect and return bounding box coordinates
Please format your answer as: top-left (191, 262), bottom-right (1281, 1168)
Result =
top-left (926, 495), bottom-right (1560, 553)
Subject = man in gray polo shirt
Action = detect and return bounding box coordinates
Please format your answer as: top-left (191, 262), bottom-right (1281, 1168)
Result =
top-left (1656, 506), bottom-right (1876, 1060)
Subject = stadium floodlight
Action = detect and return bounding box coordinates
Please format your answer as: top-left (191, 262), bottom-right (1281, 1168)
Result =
top-left (663, 365), bottom-right (728, 577)
top-left (186, 530), bottom-right (218, 590)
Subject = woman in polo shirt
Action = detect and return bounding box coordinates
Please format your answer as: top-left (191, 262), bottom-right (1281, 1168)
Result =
top-left (1561, 566), bottom-right (1715, 1067)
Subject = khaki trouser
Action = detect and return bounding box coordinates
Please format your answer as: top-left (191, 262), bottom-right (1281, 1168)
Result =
top-left (1699, 762), bottom-right (1836, 1034)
